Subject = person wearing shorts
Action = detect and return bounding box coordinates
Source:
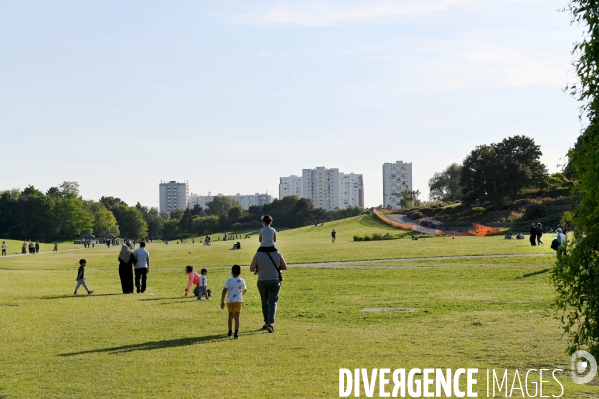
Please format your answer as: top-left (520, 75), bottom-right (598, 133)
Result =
top-left (221, 264), bottom-right (247, 339)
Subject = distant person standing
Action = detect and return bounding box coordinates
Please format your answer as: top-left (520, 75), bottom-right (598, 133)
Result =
top-left (1, 241), bottom-right (6, 257)
top-left (132, 242), bottom-right (150, 293)
top-left (331, 229), bottom-right (336, 243)
top-left (35, 242), bottom-right (39, 254)
top-left (556, 227), bottom-right (567, 247)
top-left (53, 243), bottom-right (58, 252)
top-left (529, 224), bottom-right (537, 247)
top-left (536, 223), bottom-right (544, 246)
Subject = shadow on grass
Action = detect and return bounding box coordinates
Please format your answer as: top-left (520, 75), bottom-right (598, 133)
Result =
top-left (40, 293), bottom-right (123, 300)
top-left (138, 296), bottom-right (189, 301)
top-left (521, 268), bottom-right (550, 278)
top-left (60, 331), bottom-right (263, 356)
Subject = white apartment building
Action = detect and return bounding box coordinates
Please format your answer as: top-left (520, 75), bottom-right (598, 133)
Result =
top-left (301, 167), bottom-right (364, 211)
top-left (279, 175), bottom-right (303, 199)
top-left (382, 161), bottom-right (413, 209)
top-left (340, 173), bottom-right (364, 208)
top-left (159, 181), bottom-right (189, 213)
top-left (188, 193), bottom-right (273, 211)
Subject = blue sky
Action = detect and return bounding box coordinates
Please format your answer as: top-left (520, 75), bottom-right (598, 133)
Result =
top-left (0, 0), bottom-right (581, 208)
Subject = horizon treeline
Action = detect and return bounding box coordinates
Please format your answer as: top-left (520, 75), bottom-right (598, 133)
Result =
top-left (0, 182), bottom-right (363, 241)
top-left (425, 135), bottom-right (574, 210)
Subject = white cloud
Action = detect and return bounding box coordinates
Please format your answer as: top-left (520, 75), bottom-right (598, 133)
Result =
top-left (338, 37), bottom-right (573, 101)
top-left (215, 0), bottom-right (476, 26)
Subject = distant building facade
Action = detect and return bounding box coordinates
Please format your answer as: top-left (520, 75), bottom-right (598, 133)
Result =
top-left (382, 161), bottom-right (412, 209)
top-left (340, 173), bottom-right (364, 208)
top-left (188, 193), bottom-right (273, 211)
top-left (159, 181), bottom-right (189, 213)
top-left (279, 175), bottom-right (303, 199)
top-left (300, 167), bottom-right (364, 211)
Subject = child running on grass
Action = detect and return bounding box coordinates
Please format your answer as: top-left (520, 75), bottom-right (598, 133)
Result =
top-left (184, 265), bottom-right (201, 297)
top-left (221, 264), bottom-right (247, 339)
top-left (197, 268), bottom-right (210, 300)
top-left (74, 259), bottom-right (93, 295)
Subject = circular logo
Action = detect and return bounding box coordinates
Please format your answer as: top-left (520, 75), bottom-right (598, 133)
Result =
top-left (571, 350), bottom-right (597, 384)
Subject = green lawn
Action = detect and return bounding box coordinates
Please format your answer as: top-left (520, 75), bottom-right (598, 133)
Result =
top-left (0, 215), bottom-right (592, 398)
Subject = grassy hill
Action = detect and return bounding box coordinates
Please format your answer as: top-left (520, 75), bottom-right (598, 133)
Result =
top-left (0, 214), bottom-right (591, 398)
top-left (404, 197), bottom-right (570, 230)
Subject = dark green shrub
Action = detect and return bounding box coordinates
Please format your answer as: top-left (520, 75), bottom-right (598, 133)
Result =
top-left (363, 235), bottom-right (372, 241)
top-left (524, 203), bottom-right (547, 220)
top-left (353, 235), bottom-right (363, 241)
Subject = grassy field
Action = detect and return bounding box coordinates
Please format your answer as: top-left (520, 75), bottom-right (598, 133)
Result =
top-left (0, 215), bottom-right (594, 398)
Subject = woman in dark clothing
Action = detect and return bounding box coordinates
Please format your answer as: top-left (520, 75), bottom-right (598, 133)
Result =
top-left (536, 223), bottom-right (544, 246)
top-left (118, 244), bottom-right (135, 293)
top-left (529, 224), bottom-right (537, 246)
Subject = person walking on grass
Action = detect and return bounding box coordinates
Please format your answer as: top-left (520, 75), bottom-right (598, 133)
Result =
top-left (536, 223), bottom-right (544, 246)
top-left (250, 246), bottom-right (287, 333)
top-left (132, 242), bottom-right (150, 293)
top-left (2, 241), bottom-right (6, 257)
top-left (118, 244), bottom-right (135, 294)
top-left (74, 259), bottom-right (93, 295)
top-left (221, 264), bottom-right (247, 339)
top-left (331, 229), bottom-right (336, 243)
top-left (529, 224), bottom-right (537, 247)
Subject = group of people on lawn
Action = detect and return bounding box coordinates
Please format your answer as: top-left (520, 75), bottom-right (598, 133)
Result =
top-left (75, 215), bottom-right (286, 339)
top-left (503, 223), bottom-right (567, 248)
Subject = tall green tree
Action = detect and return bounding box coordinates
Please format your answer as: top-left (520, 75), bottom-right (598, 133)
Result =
top-left (85, 202), bottom-right (119, 236)
top-left (494, 135), bottom-right (547, 200)
top-left (192, 215), bottom-right (220, 236)
top-left (428, 163), bottom-right (463, 202)
top-left (205, 196), bottom-right (243, 216)
top-left (460, 144), bottom-right (510, 209)
top-left (459, 136), bottom-right (546, 209)
top-left (99, 196), bottom-right (127, 211)
top-left (162, 219), bottom-right (180, 240)
top-left (552, 1), bottom-right (599, 357)
top-left (17, 186), bottom-right (55, 240)
top-left (47, 182), bottom-right (93, 239)
top-left (144, 207), bottom-right (165, 239)
top-left (112, 205), bottom-right (148, 238)
top-left (399, 190), bottom-right (421, 209)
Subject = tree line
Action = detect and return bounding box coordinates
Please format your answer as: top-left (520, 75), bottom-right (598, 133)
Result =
top-left (424, 135), bottom-right (570, 210)
top-left (0, 183), bottom-right (363, 241)
top-left (161, 195), bottom-right (363, 240)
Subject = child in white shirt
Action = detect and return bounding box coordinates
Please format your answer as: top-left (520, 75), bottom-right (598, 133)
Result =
top-left (220, 264), bottom-right (247, 339)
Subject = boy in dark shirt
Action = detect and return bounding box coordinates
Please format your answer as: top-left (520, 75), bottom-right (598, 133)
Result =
top-left (74, 259), bottom-right (94, 295)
